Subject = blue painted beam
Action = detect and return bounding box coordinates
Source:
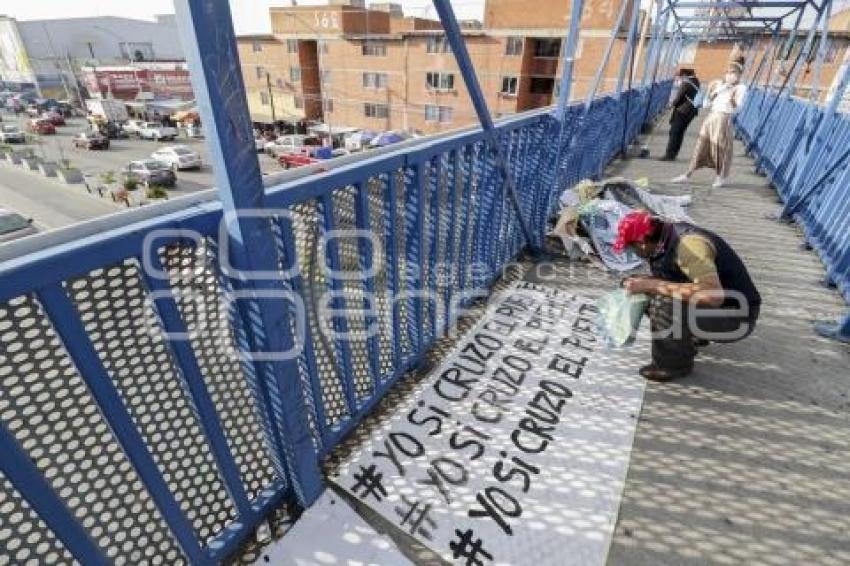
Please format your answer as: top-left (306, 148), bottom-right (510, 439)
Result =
top-left (174, 0), bottom-right (322, 505)
top-left (430, 0), bottom-right (537, 252)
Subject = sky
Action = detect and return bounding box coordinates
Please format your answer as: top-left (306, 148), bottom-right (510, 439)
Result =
top-left (0, 0), bottom-right (487, 33)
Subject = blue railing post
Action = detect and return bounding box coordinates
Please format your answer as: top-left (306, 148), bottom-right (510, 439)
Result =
top-left (174, 0), bottom-right (322, 505)
top-left (584, 0), bottom-right (631, 108)
top-left (616, 0), bottom-right (643, 98)
top-left (556, 0), bottom-right (588, 113)
top-left (431, 0), bottom-right (537, 252)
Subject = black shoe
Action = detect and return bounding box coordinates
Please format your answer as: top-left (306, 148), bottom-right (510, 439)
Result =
top-left (659, 156), bottom-right (676, 162)
top-left (693, 338), bottom-right (710, 348)
top-left (639, 364), bottom-right (692, 382)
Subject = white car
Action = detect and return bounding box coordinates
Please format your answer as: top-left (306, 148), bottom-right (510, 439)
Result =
top-left (138, 122), bottom-right (178, 141)
top-left (0, 124), bottom-right (25, 143)
top-left (264, 134), bottom-right (312, 157)
top-left (122, 119), bottom-right (146, 137)
top-left (151, 145), bottom-right (202, 170)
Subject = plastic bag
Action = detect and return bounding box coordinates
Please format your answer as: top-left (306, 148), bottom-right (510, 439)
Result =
top-left (596, 289), bottom-right (649, 348)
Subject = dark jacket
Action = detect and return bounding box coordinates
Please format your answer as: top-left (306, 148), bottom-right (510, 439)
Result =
top-left (670, 76), bottom-right (700, 123)
top-left (650, 222), bottom-right (761, 309)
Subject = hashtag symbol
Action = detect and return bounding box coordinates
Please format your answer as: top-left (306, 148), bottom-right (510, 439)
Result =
top-left (350, 464), bottom-right (388, 502)
top-left (449, 528), bottom-right (493, 566)
top-left (394, 495), bottom-right (437, 540)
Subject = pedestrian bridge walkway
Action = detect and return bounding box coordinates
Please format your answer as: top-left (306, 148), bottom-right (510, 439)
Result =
top-left (247, 112), bottom-right (850, 566)
top-left (2, 1), bottom-right (850, 564)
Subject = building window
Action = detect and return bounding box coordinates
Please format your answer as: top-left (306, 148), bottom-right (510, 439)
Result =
top-left (276, 78), bottom-right (284, 88)
top-left (294, 96), bottom-right (304, 109)
top-left (290, 67), bottom-right (301, 82)
top-left (362, 41), bottom-right (387, 56)
top-left (255, 66), bottom-right (265, 79)
top-left (287, 39), bottom-right (299, 53)
top-left (252, 41), bottom-right (263, 53)
top-left (426, 36), bottom-right (451, 54)
top-left (318, 40), bottom-right (329, 55)
top-left (530, 77), bottom-right (555, 94)
top-left (260, 91), bottom-right (269, 105)
top-left (323, 98), bottom-right (334, 113)
top-left (424, 104), bottom-right (453, 123)
top-left (505, 37), bottom-right (523, 56)
top-left (500, 76), bottom-right (518, 95)
top-left (426, 71), bottom-right (455, 91)
top-left (363, 72), bottom-right (388, 88)
top-left (321, 70), bottom-right (332, 84)
top-left (365, 103), bottom-right (389, 118)
top-left (534, 38), bottom-right (562, 58)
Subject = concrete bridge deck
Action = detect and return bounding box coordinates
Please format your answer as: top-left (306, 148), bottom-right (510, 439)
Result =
top-left (602, 114), bottom-right (850, 565)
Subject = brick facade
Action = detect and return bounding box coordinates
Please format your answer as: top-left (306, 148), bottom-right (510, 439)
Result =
top-left (236, 0), bottom-right (645, 134)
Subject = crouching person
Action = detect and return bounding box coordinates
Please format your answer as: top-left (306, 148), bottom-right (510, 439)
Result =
top-left (614, 211), bottom-right (761, 381)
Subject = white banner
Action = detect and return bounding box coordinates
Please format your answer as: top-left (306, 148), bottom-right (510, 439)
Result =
top-left (332, 281), bottom-right (647, 565)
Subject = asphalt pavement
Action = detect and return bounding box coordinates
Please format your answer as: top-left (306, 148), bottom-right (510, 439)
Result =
top-left (0, 110), bottom-right (281, 237)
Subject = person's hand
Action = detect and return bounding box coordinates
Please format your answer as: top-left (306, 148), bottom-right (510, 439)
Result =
top-left (623, 276), bottom-right (656, 295)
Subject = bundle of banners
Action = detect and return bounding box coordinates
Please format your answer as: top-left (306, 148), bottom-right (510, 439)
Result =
top-left (547, 176), bottom-right (692, 272)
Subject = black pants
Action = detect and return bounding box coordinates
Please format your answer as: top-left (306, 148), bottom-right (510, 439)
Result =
top-left (648, 296), bottom-right (760, 372)
top-left (665, 110), bottom-right (697, 160)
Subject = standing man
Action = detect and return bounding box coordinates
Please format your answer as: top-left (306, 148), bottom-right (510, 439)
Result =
top-left (662, 68), bottom-right (700, 161)
top-left (614, 210), bottom-right (761, 381)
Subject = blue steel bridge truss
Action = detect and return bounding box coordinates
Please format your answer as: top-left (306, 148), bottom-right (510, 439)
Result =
top-left (0, 0), bottom-right (846, 564)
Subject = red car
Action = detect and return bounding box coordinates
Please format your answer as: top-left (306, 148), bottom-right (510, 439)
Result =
top-left (42, 111), bottom-right (66, 126)
top-left (277, 146), bottom-right (336, 169)
top-left (28, 119), bottom-right (56, 135)
top-left (278, 147), bottom-right (321, 169)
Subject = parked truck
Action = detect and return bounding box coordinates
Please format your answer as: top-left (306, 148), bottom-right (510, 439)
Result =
top-left (85, 98), bottom-right (129, 122)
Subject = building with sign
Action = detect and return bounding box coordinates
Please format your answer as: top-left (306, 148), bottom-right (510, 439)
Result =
top-left (80, 63), bottom-right (193, 101)
top-left (0, 14), bottom-right (184, 100)
top-left (236, 0), bottom-right (640, 134)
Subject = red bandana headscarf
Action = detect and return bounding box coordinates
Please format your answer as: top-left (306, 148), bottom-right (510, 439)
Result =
top-left (613, 210), bottom-right (655, 254)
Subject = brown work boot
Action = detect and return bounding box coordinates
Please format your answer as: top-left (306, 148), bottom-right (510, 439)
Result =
top-left (639, 364), bottom-right (692, 382)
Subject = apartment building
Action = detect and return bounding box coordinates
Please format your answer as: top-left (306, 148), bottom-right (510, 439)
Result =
top-left (236, 0), bottom-right (638, 135)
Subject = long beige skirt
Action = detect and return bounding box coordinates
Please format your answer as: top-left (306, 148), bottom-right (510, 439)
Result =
top-left (689, 112), bottom-right (734, 178)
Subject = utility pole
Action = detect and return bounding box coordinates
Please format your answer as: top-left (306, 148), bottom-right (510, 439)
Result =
top-left (266, 72), bottom-right (276, 122)
top-left (86, 41), bottom-right (106, 98)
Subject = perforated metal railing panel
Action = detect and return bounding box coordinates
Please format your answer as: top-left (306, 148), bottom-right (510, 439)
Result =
top-left (158, 242), bottom-right (279, 500)
top-left (66, 260), bottom-right (235, 544)
top-left (0, 472), bottom-right (76, 566)
top-left (285, 199), bottom-right (350, 430)
top-left (0, 294), bottom-right (184, 564)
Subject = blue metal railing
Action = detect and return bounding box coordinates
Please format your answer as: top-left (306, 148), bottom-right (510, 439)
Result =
top-left (0, 81), bottom-right (671, 564)
top-left (737, 87), bottom-right (850, 340)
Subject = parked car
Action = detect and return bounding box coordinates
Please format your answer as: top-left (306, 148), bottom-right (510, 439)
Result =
top-left (344, 130), bottom-right (376, 152)
top-left (73, 131), bottom-right (110, 150)
top-left (277, 146), bottom-right (338, 169)
top-left (254, 137), bottom-right (268, 152)
top-left (0, 210), bottom-right (38, 243)
top-left (27, 118), bottom-right (56, 135)
top-left (122, 119), bottom-right (146, 137)
top-left (122, 160), bottom-right (177, 187)
top-left (151, 145), bottom-right (202, 170)
top-left (0, 124), bottom-right (25, 143)
top-left (264, 135), bottom-right (320, 157)
top-left (138, 122), bottom-right (178, 141)
top-left (41, 110), bottom-right (65, 126)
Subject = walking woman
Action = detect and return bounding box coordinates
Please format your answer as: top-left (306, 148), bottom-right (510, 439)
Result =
top-left (672, 51), bottom-right (747, 188)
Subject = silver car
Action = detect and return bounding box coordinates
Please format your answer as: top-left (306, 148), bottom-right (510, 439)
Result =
top-left (0, 124), bottom-right (25, 143)
top-left (0, 211), bottom-right (38, 243)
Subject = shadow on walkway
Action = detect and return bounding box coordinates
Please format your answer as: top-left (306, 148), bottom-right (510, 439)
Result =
top-left (603, 112), bottom-right (850, 565)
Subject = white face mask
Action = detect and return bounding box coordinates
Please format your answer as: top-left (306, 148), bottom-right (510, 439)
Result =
top-left (725, 73), bottom-right (740, 85)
